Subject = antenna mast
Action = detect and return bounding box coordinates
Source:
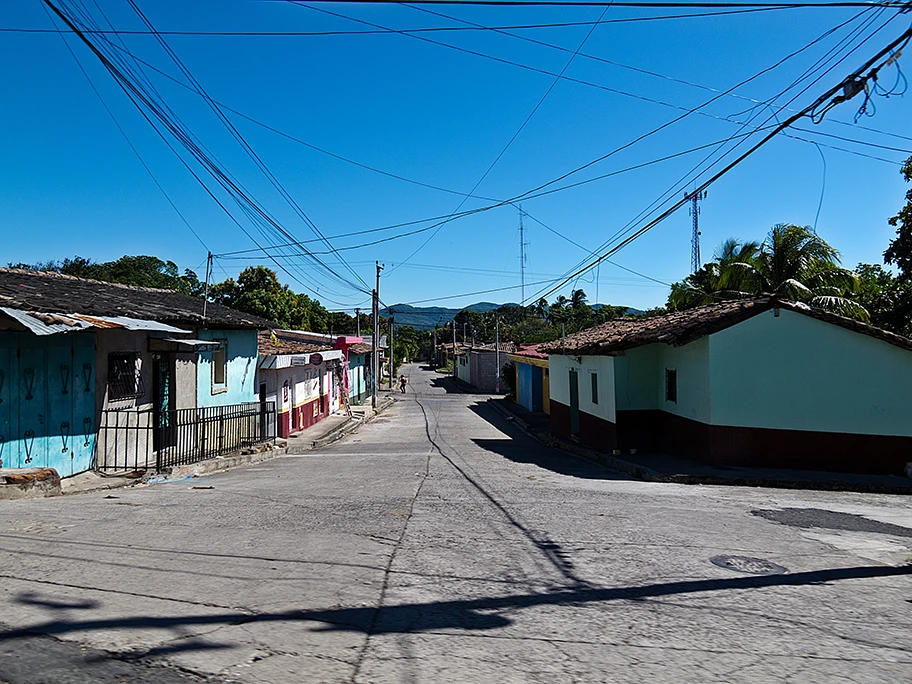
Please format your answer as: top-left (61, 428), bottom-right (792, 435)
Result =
top-left (519, 205), bottom-right (528, 305)
top-left (685, 190), bottom-right (707, 273)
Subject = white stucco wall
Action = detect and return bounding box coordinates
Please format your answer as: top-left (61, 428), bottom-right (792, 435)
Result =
top-left (709, 308), bottom-right (912, 436)
top-left (548, 354), bottom-right (616, 424)
top-left (456, 353), bottom-right (471, 384)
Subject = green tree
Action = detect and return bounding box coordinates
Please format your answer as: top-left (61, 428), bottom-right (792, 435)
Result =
top-left (668, 239), bottom-right (761, 310)
top-left (667, 226), bottom-right (864, 319)
top-left (14, 254), bottom-right (203, 295)
top-left (853, 263), bottom-right (912, 336)
top-left (209, 266), bottom-right (339, 329)
top-left (884, 156), bottom-right (912, 277)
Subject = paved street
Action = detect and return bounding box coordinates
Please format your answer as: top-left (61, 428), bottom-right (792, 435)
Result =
top-left (1, 364), bottom-right (911, 683)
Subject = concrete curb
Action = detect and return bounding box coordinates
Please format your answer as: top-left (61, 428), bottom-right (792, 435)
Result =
top-left (159, 445), bottom-right (287, 479)
top-left (310, 397), bottom-right (397, 449)
top-left (0, 468), bottom-right (62, 501)
top-left (488, 400), bottom-right (912, 495)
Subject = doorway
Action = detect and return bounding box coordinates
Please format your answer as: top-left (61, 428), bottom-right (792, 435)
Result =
top-left (152, 354), bottom-right (175, 453)
top-left (569, 369), bottom-right (580, 436)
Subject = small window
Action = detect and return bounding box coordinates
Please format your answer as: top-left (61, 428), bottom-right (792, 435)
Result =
top-left (665, 369), bottom-right (677, 403)
top-left (591, 372), bottom-right (598, 405)
top-left (211, 340), bottom-right (228, 393)
top-left (108, 352), bottom-right (144, 400)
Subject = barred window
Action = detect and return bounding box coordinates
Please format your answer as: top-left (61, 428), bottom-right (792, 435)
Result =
top-left (108, 352), bottom-right (144, 400)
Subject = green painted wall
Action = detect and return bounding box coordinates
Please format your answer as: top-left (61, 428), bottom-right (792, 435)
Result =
top-left (655, 337), bottom-right (711, 424)
top-left (614, 340), bottom-right (711, 424)
top-left (710, 308), bottom-right (912, 435)
top-left (614, 345), bottom-right (658, 410)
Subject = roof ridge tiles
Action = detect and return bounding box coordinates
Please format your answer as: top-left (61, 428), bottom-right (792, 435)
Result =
top-left (0, 267), bottom-right (181, 295)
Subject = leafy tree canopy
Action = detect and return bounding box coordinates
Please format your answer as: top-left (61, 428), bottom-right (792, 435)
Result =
top-left (11, 255), bottom-right (204, 295)
top-left (668, 224), bottom-right (864, 320)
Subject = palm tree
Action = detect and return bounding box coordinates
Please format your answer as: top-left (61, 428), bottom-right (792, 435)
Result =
top-left (547, 295), bottom-right (569, 326)
top-left (668, 226), bottom-right (867, 321)
top-left (570, 288), bottom-right (588, 309)
top-left (729, 224), bottom-right (866, 319)
top-left (668, 239), bottom-right (759, 310)
top-left (534, 297), bottom-right (549, 319)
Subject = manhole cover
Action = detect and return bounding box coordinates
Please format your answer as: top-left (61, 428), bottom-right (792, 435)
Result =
top-left (710, 555), bottom-right (788, 576)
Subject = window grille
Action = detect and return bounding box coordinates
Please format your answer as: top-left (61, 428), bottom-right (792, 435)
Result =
top-left (108, 352), bottom-right (144, 400)
top-left (591, 372), bottom-right (598, 405)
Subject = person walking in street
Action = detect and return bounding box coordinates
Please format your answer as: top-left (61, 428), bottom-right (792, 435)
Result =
top-left (399, 375), bottom-right (408, 393)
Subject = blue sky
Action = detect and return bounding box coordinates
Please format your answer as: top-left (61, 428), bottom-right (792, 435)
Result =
top-left (2, 0), bottom-right (911, 312)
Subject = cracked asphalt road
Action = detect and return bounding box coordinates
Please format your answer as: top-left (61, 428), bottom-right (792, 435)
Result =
top-left (1, 364), bottom-right (911, 683)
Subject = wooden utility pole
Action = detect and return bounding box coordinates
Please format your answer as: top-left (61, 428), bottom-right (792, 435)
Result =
top-left (452, 320), bottom-right (457, 378)
top-left (389, 312), bottom-right (395, 390)
top-left (202, 252), bottom-right (212, 324)
top-left (372, 261), bottom-right (383, 409)
top-left (495, 314), bottom-right (500, 394)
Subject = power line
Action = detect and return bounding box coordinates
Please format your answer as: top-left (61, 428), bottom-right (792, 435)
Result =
top-left (86, 14), bottom-right (909, 223)
top-left (532, 21), bottom-right (912, 303)
top-left (37, 1), bottom-right (212, 255)
top-left (262, 1), bottom-right (910, 8)
top-left (46, 0), bottom-right (370, 301)
top-left (124, 0), bottom-right (371, 295)
top-left (0, 9), bottom-right (805, 36)
top-left (526, 5), bottom-right (895, 302)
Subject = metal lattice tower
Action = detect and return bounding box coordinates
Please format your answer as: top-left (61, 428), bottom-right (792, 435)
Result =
top-left (519, 205), bottom-right (529, 305)
top-left (686, 190), bottom-right (707, 273)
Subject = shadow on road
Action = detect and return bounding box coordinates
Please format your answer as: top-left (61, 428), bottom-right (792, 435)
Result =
top-left (2, 565), bottom-right (909, 651)
top-left (467, 401), bottom-right (632, 481)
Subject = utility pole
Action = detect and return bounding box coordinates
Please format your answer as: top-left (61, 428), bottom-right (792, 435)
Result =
top-left (519, 205), bottom-right (528, 306)
top-left (463, 322), bottom-right (467, 345)
top-left (389, 313), bottom-right (395, 390)
top-left (685, 190), bottom-right (707, 273)
top-left (202, 251), bottom-right (213, 324)
top-left (372, 261), bottom-right (383, 409)
top-left (452, 320), bottom-right (457, 378)
top-left (433, 326), bottom-right (438, 368)
top-left (355, 307), bottom-right (360, 338)
top-left (495, 314), bottom-right (500, 394)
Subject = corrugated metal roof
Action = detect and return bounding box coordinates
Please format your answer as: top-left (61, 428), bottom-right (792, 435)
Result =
top-left (0, 307), bottom-right (190, 337)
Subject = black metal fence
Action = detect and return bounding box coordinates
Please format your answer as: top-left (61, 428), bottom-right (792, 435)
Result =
top-left (96, 402), bottom-right (276, 472)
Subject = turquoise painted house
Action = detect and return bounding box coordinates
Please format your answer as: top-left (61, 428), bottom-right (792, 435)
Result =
top-left (543, 298), bottom-right (912, 476)
top-left (347, 342), bottom-right (372, 405)
top-left (0, 269), bottom-right (272, 477)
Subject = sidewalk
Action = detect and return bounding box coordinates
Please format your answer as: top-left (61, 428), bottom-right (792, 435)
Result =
top-left (489, 397), bottom-right (912, 495)
top-left (287, 393), bottom-right (397, 451)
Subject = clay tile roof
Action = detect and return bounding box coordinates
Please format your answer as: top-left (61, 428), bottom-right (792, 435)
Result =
top-left (348, 342), bottom-right (373, 355)
top-left (510, 344), bottom-right (549, 359)
top-left (0, 268), bottom-right (273, 329)
top-left (258, 331), bottom-right (332, 356)
top-left (540, 297), bottom-right (912, 355)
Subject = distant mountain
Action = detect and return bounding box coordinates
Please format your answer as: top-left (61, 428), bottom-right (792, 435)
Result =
top-left (382, 302), bottom-right (640, 330)
top-left (381, 302), bottom-right (506, 329)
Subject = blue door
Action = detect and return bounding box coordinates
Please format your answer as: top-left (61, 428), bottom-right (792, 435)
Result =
top-left (18, 342), bottom-right (47, 468)
top-left (0, 344), bottom-right (13, 469)
top-left (0, 332), bottom-right (96, 475)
